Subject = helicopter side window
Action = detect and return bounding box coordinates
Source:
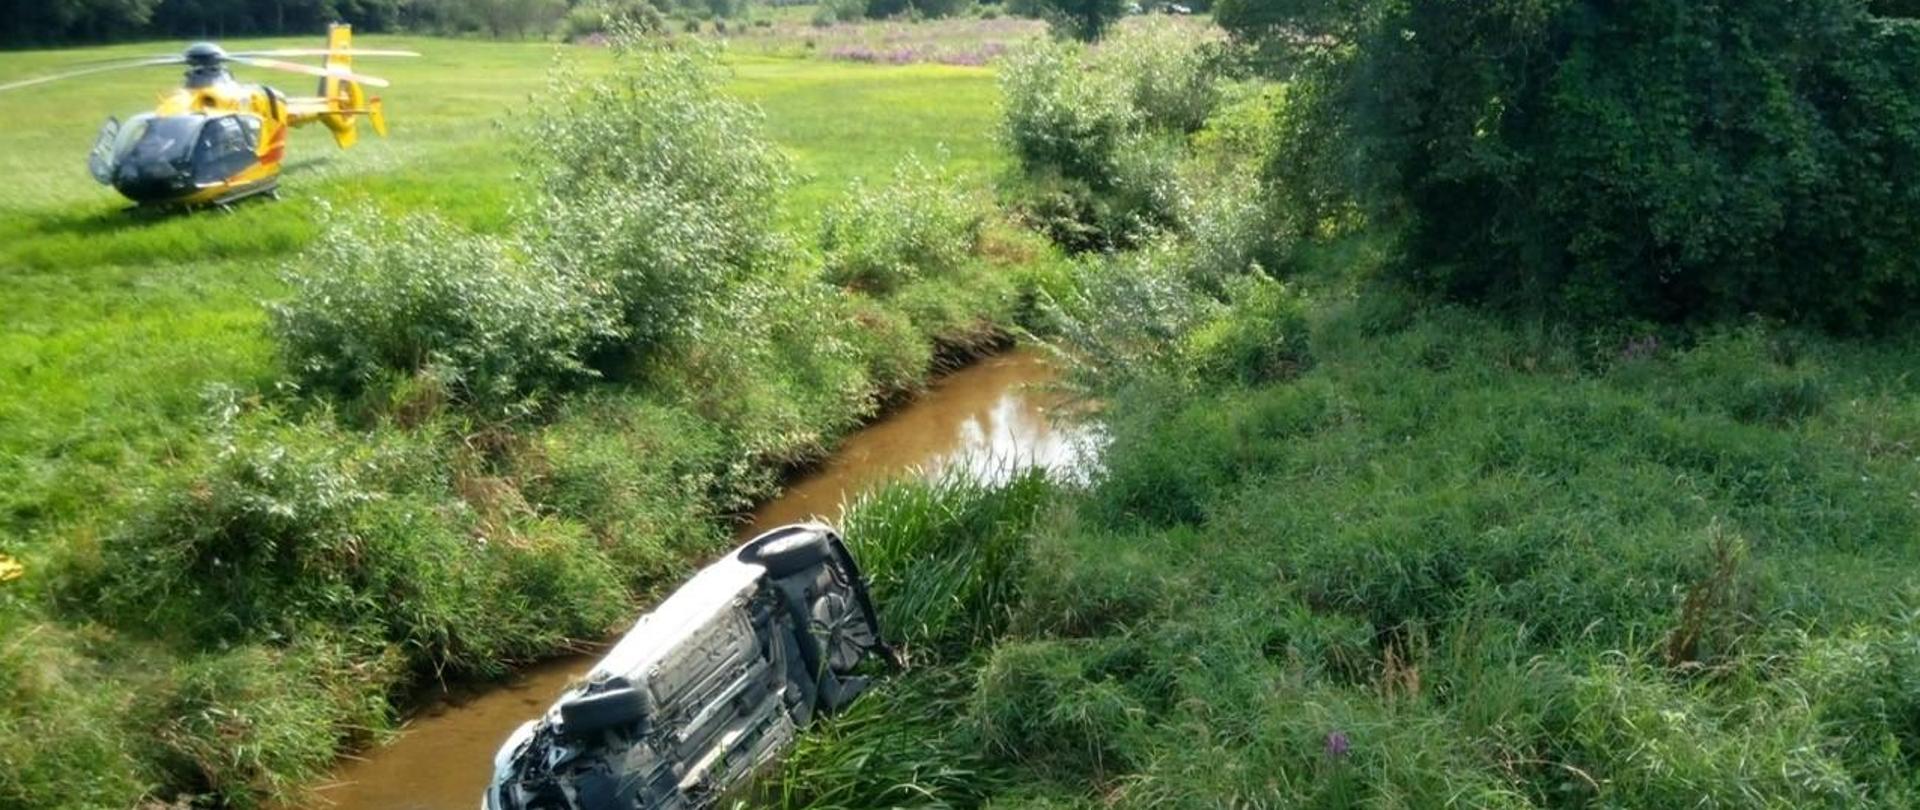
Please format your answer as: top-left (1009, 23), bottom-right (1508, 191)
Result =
top-left (193, 115), bottom-right (256, 183)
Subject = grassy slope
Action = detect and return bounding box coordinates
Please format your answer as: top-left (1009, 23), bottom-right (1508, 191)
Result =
top-left (772, 256), bottom-right (1920, 809)
top-left (0, 36), bottom-right (1018, 808)
top-left (764, 31), bottom-right (1920, 809)
top-left (0, 38), bottom-right (1003, 547)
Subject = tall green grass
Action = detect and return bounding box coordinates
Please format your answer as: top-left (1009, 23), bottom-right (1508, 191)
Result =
top-left (769, 469), bottom-right (1055, 807)
top-left (0, 35), bottom-right (1049, 810)
top-left (773, 297), bottom-right (1920, 808)
top-left (762, 21), bottom-right (1920, 807)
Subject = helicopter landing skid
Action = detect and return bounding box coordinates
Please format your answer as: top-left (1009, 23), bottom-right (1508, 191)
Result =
top-left (211, 179), bottom-right (280, 208)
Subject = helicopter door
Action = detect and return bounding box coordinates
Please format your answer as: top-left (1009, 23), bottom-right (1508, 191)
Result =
top-left (192, 115), bottom-right (256, 184)
top-left (88, 117), bottom-right (119, 185)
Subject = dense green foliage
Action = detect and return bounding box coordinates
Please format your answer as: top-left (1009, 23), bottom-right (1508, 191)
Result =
top-left (997, 286), bottom-right (1920, 805)
top-left (759, 7), bottom-right (1920, 807)
top-left (274, 210), bottom-right (615, 404)
top-left (525, 39), bottom-right (793, 357)
top-left (820, 155), bottom-right (983, 295)
top-left (1253, 0), bottom-right (1920, 329)
top-left (998, 26), bottom-right (1221, 251)
top-left (1033, 0), bottom-right (1124, 41)
top-left (776, 200), bottom-right (1920, 810)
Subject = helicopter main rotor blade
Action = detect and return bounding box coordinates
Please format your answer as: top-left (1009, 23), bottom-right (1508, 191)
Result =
top-left (0, 57), bottom-right (184, 93)
top-left (226, 56), bottom-right (391, 88)
top-left (228, 48), bottom-right (421, 58)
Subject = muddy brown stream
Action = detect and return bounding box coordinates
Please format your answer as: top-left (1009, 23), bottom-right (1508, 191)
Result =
top-left (316, 349), bottom-right (1088, 809)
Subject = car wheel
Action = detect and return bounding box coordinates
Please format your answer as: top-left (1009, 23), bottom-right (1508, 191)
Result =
top-left (743, 529), bottom-right (833, 576)
top-left (560, 686), bottom-right (649, 737)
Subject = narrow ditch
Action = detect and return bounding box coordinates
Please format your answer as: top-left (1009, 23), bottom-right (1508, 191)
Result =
top-left (316, 348), bottom-right (1091, 809)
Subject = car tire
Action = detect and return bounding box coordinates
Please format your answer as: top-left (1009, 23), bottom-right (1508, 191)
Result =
top-left (743, 529), bottom-right (833, 576)
top-left (560, 686), bottom-right (648, 737)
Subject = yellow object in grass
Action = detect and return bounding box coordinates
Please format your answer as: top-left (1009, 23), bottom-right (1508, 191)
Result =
top-left (0, 555), bottom-right (22, 583)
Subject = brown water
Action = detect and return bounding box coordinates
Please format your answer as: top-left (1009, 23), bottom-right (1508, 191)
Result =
top-left (315, 349), bottom-right (1086, 810)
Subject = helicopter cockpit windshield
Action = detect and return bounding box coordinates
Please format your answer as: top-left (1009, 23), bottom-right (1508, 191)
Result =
top-left (98, 112), bottom-right (261, 200)
top-left (115, 114), bottom-right (203, 166)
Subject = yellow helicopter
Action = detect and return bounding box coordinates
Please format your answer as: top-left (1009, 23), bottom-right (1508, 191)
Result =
top-left (0, 25), bottom-right (415, 207)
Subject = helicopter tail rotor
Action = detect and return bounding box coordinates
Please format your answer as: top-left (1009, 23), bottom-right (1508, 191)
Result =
top-left (306, 24), bottom-right (394, 149)
top-left (369, 96), bottom-right (388, 137)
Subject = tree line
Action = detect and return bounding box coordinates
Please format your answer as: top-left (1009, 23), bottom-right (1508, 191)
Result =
top-left (0, 0), bottom-right (705, 46)
top-left (1223, 0), bottom-right (1920, 330)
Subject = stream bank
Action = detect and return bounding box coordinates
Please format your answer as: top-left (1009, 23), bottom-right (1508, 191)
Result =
top-left (317, 348), bottom-right (1090, 810)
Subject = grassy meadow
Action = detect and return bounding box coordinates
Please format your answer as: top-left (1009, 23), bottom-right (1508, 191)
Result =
top-left (0, 31), bottom-right (1042, 808)
top-left (6, 9), bottom-right (1920, 810)
top-left (0, 36), bottom-right (1006, 546)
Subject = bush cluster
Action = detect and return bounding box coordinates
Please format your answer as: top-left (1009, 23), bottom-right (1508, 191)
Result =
top-left (998, 28), bottom-right (1222, 251)
top-left (562, 0), bottom-right (667, 39)
top-left (1091, 18), bottom-right (1222, 134)
top-left (273, 210), bottom-right (615, 406)
top-left (525, 38), bottom-right (793, 357)
top-left (274, 40), bottom-right (797, 408)
top-left (87, 400), bottom-right (628, 674)
top-left (1050, 245), bottom-right (1311, 393)
top-left (821, 156), bottom-right (984, 295)
top-left (1253, 0), bottom-right (1920, 330)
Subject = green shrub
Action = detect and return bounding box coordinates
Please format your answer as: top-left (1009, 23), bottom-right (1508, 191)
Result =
top-left (1255, 0), bottom-right (1920, 329)
top-left (1092, 19), bottom-right (1222, 133)
top-left (1048, 245), bottom-right (1220, 391)
top-left (523, 36), bottom-right (792, 359)
top-left (86, 400), bottom-right (627, 675)
top-left (1034, 0), bottom-right (1125, 41)
top-left (842, 469), bottom-right (1054, 656)
top-left (1182, 171), bottom-right (1281, 287)
top-left (1181, 276), bottom-right (1312, 386)
top-left (1000, 38), bottom-right (1197, 250)
top-left (1000, 39), bottom-right (1134, 185)
top-left (888, 267), bottom-right (1018, 357)
top-left (845, 300), bottom-right (935, 398)
top-left (609, 268), bottom-right (886, 488)
top-left (272, 209), bottom-right (614, 405)
top-left (562, 0), bottom-right (666, 38)
top-left (524, 397), bottom-right (729, 581)
top-left (820, 156), bottom-right (985, 295)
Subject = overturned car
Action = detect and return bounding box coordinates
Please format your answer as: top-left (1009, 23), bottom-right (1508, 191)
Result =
top-left (484, 524), bottom-right (896, 810)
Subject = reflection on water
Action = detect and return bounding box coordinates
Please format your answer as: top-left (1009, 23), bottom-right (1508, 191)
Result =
top-left (317, 348), bottom-right (1089, 809)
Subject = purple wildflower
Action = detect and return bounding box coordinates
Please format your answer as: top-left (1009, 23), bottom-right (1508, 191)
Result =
top-left (1324, 730), bottom-right (1350, 758)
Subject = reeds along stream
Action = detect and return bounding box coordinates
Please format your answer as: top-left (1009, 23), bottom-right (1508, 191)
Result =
top-left (316, 348), bottom-right (1094, 810)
